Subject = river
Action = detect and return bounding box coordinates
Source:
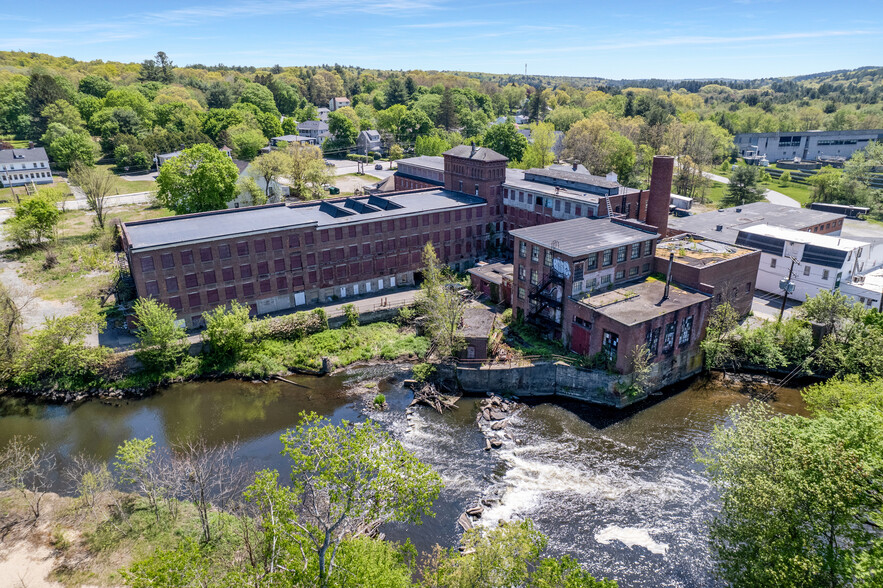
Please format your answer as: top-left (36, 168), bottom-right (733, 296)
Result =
top-left (0, 365), bottom-right (808, 587)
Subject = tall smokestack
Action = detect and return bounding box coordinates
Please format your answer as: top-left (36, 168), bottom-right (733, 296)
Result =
top-left (646, 155), bottom-right (674, 237)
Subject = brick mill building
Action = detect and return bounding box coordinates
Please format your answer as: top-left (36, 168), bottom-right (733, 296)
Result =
top-left (122, 190), bottom-right (488, 327)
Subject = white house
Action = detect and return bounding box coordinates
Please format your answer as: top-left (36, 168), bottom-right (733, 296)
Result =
top-left (228, 159), bottom-right (288, 209)
top-left (735, 224), bottom-right (872, 302)
top-left (841, 268), bottom-right (883, 311)
top-left (0, 146), bottom-right (53, 187)
top-left (329, 97), bottom-right (350, 111)
top-left (296, 121), bottom-right (330, 143)
top-left (317, 107), bottom-right (330, 122)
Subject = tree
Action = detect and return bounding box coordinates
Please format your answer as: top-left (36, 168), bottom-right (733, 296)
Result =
top-left (41, 99), bottom-right (85, 131)
top-left (238, 82), bottom-right (281, 117)
top-left (114, 437), bottom-right (166, 523)
top-left (415, 134), bottom-right (452, 157)
top-left (5, 191), bottom-right (62, 247)
top-left (0, 284), bottom-right (29, 380)
top-left (202, 300), bottom-right (253, 361)
top-left (250, 150), bottom-right (289, 199)
top-left (385, 75), bottom-right (410, 107)
top-left (423, 519), bottom-right (617, 588)
top-left (388, 144), bottom-right (404, 161)
top-left (522, 122), bottom-right (556, 168)
top-left (174, 439), bottom-right (246, 543)
top-left (132, 298), bottom-right (189, 372)
top-left (79, 75), bottom-right (113, 98)
top-left (438, 87), bottom-right (458, 131)
top-left (266, 412), bottom-right (442, 587)
top-left (48, 131), bottom-right (95, 169)
top-left (483, 122), bottom-right (527, 162)
top-left (700, 302), bottom-right (740, 369)
top-left (228, 125), bottom-right (267, 160)
top-left (139, 51), bottom-right (174, 83)
top-left (722, 165), bottom-right (766, 207)
top-left (418, 243), bottom-right (465, 358)
top-left (562, 114), bottom-right (615, 175)
top-left (0, 436), bottom-right (55, 519)
top-left (547, 106), bottom-right (585, 133)
top-left (285, 142), bottom-right (333, 200)
top-left (237, 175), bottom-right (266, 206)
top-left (70, 162), bottom-right (115, 229)
top-left (327, 110), bottom-right (358, 149)
top-left (779, 170), bottom-right (792, 186)
top-left (800, 289), bottom-right (861, 334)
top-left (156, 143), bottom-right (240, 214)
top-left (527, 86), bottom-right (546, 122)
top-left (802, 375), bottom-right (883, 414)
top-left (697, 402), bottom-right (883, 587)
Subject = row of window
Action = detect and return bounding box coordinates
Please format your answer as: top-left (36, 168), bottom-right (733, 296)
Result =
top-left (770, 257), bottom-right (832, 280)
top-left (638, 315), bottom-right (694, 358)
top-left (1, 171), bottom-right (51, 181)
top-left (504, 190), bottom-right (594, 218)
top-left (518, 240), bottom-right (653, 269)
top-left (139, 227), bottom-right (487, 273)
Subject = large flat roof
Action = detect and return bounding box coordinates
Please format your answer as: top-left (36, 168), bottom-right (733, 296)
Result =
top-left (739, 224), bottom-right (867, 251)
top-left (577, 279), bottom-right (709, 325)
top-left (656, 235), bottom-right (757, 268)
top-left (398, 155), bottom-right (444, 171)
top-left (124, 189), bottom-right (485, 251)
top-left (668, 201), bottom-right (844, 244)
top-left (509, 218), bottom-right (657, 258)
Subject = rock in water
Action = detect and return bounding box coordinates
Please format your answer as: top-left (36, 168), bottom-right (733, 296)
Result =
top-left (457, 512), bottom-right (473, 531)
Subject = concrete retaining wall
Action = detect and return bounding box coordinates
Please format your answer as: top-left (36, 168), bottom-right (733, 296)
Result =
top-left (443, 347), bottom-right (705, 408)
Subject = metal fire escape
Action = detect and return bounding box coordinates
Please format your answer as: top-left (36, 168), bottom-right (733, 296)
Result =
top-left (527, 270), bottom-right (565, 332)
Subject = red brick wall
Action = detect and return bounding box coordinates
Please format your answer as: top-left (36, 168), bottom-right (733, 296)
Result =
top-left (126, 200), bottom-right (489, 325)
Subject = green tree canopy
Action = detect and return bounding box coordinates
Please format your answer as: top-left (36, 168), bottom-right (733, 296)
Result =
top-left (483, 122), bottom-right (527, 162)
top-left (722, 165), bottom-right (766, 207)
top-left (155, 143), bottom-right (240, 214)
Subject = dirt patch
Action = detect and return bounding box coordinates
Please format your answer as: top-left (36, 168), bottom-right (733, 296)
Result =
top-left (334, 174), bottom-right (381, 194)
top-left (0, 257), bottom-right (79, 332)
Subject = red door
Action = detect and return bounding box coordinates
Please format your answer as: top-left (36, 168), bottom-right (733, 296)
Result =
top-left (571, 323), bottom-right (591, 356)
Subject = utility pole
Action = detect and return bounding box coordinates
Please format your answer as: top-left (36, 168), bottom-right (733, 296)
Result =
top-left (778, 257), bottom-right (798, 322)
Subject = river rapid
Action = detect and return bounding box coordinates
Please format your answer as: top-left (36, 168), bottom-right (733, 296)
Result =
top-left (0, 365), bottom-right (808, 587)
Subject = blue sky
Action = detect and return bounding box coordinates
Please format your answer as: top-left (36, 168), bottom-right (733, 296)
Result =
top-left (7, 0), bottom-right (882, 79)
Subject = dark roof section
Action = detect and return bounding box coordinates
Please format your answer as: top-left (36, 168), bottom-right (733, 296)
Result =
top-left (443, 145), bottom-right (508, 162)
top-left (467, 262), bottom-right (513, 286)
top-left (509, 217), bottom-right (658, 258)
top-left (123, 189), bottom-right (484, 251)
top-left (0, 147), bottom-right (49, 164)
top-left (232, 159), bottom-right (249, 174)
top-left (297, 120), bottom-right (328, 131)
top-left (669, 201), bottom-right (844, 244)
top-left (398, 155), bottom-right (444, 170)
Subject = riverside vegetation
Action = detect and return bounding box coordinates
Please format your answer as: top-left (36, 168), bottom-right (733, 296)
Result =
top-left (0, 415), bottom-right (616, 587)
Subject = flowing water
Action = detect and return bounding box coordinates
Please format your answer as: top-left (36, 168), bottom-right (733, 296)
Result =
top-left (0, 366), bottom-right (808, 587)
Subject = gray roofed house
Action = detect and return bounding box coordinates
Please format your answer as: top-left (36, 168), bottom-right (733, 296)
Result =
top-left (297, 120), bottom-right (330, 142)
top-left (443, 145), bottom-right (508, 163)
top-left (356, 130), bottom-right (382, 155)
top-left (668, 201), bottom-right (845, 245)
top-left (0, 146), bottom-right (53, 187)
top-left (509, 217), bottom-right (658, 258)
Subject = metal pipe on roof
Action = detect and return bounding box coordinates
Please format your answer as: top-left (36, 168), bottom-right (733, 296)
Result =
top-left (663, 252), bottom-right (674, 301)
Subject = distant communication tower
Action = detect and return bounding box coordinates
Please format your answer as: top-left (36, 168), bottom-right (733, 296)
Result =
top-left (524, 63), bottom-right (527, 75)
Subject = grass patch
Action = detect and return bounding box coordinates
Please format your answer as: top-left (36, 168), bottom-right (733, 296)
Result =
top-left (235, 322), bottom-right (429, 377)
top-left (95, 164), bottom-right (157, 195)
top-left (338, 173), bottom-right (382, 181)
top-left (504, 320), bottom-right (579, 361)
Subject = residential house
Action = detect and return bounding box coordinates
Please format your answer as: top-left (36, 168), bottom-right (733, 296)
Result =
top-left (296, 121), bottom-right (330, 144)
top-left (329, 97), bottom-right (351, 111)
top-left (0, 146), bottom-right (52, 187)
top-left (227, 159), bottom-right (288, 209)
top-left (356, 130), bottom-right (382, 155)
top-left (317, 107), bottom-right (330, 122)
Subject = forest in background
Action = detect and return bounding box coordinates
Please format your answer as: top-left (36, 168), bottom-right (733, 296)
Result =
top-left (1, 50), bottom-right (881, 208)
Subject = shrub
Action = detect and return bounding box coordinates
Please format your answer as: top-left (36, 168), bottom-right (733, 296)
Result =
top-left (5, 193), bottom-right (62, 248)
top-left (779, 170), bottom-right (792, 186)
top-left (396, 306), bottom-right (416, 326)
top-left (373, 393), bottom-right (386, 408)
top-left (258, 309), bottom-right (328, 340)
top-left (132, 298), bottom-right (189, 372)
top-left (342, 303), bottom-right (359, 328)
top-left (202, 301), bottom-right (253, 361)
top-left (412, 362), bottom-right (436, 383)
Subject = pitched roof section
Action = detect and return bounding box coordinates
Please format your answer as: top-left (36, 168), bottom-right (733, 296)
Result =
top-left (443, 145), bottom-right (508, 162)
top-left (0, 147), bottom-right (49, 164)
top-left (509, 217), bottom-right (658, 258)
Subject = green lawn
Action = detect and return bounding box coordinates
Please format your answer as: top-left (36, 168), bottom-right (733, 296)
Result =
top-left (95, 164), bottom-right (157, 195)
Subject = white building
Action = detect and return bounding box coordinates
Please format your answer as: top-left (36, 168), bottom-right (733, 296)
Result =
top-left (842, 268), bottom-right (883, 311)
top-left (735, 224), bottom-right (871, 302)
top-left (0, 147), bottom-right (53, 187)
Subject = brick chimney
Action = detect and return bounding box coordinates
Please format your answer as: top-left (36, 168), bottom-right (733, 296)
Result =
top-left (645, 155), bottom-right (674, 236)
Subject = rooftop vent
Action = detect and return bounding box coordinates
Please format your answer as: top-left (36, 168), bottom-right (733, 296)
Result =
top-left (735, 208), bottom-right (742, 212)
top-left (716, 224), bottom-right (723, 232)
